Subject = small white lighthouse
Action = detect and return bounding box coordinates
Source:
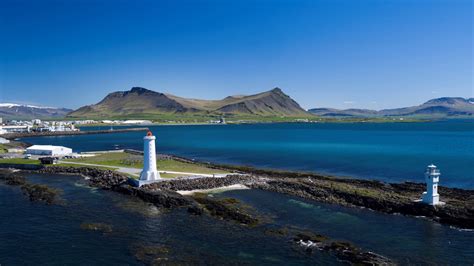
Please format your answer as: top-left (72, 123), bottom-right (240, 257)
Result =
top-left (131, 130), bottom-right (161, 187)
top-left (421, 164), bottom-right (443, 205)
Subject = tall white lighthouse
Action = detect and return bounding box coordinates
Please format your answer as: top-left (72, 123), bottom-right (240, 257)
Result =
top-left (421, 164), bottom-right (442, 205)
top-left (131, 131), bottom-right (161, 187)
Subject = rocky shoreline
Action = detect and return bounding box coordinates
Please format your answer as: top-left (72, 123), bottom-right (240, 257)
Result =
top-left (3, 163), bottom-right (473, 264)
top-left (0, 167), bottom-right (397, 264)
top-left (23, 165), bottom-right (474, 229)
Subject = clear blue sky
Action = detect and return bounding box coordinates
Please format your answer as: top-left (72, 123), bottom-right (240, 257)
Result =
top-left (0, 0), bottom-right (472, 110)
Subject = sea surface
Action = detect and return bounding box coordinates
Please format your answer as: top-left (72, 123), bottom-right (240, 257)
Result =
top-left (22, 120), bottom-right (474, 188)
top-left (1, 173), bottom-right (473, 264)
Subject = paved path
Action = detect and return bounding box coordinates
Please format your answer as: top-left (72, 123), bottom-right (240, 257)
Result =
top-left (59, 161), bottom-right (229, 178)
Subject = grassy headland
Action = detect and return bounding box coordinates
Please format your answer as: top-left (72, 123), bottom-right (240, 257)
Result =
top-left (63, 152), bottom-right (227, 175)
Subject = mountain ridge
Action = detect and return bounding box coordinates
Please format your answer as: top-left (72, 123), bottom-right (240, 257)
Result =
top-left (0, 103), bottom-right (72, 120)
top-left (309, 97), bottom-right (474, 117)
top-left (67, 87), bottom-right (310, 118)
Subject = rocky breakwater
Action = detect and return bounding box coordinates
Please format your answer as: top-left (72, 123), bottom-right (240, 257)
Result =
top-left (141, 174), bottom-right (256, 191)
top-left (35, 166), bottom-right (261, 225)
top-left (251, 176), bottom-right (474, 229)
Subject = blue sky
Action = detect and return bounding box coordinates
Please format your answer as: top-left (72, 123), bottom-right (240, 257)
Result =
top-left (0, 0), bottom-right (472, 110)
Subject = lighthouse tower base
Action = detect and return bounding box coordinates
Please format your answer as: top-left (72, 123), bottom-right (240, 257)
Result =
top-left (129, 178), bottom-right (162, 187)
top-left (421, 192), bottom-right (444, 206)
top-left (130, 170), bottom-right (161, 187)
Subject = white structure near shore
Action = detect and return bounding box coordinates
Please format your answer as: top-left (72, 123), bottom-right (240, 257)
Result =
top-left (26, 145), bottom-right (72, 156)
top-left (421, 164), bottom-right (444, 205)
top-left (131, 131), bottom-right (161, 187)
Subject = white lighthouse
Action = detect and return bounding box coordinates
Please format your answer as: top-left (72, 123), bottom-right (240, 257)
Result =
top-left (131, 130), bottom-right (161, 187)
top-left (421, 164), bottom-right (443, 205)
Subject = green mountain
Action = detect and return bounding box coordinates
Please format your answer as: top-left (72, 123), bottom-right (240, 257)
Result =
top-left (309, 97), bottom-right (474, 118)
top-left (67, 87), bottom-right (311, 119)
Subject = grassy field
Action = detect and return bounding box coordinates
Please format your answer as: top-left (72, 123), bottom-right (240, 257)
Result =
top-left (65, 152), bottom-right (227, 174)
top-left (0, 158), bottom-right (41, 165)
top-left (53, 163), bottom-right (118, 171)
top-left (0, 152), bottom-right (225, 179)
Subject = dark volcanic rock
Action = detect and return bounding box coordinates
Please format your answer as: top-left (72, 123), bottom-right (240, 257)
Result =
top-left (292, 230), bottom-right (394, 265)
top-left (191, 194), bottom-right (259, 225)
top-left (0, 170), bottom-right (61, 204)
top-left (130, 243), bottom-right (170, 265)
top-left (142, 175), bottom-right (255, 191)
top-left (251, 178), bottom-right (474, 229)
top-left (20, 183), bottom-right (61, 204)
top-left (37, 166), bottom-right (128, 189)
top-left (1, 174), bottom-right (27, 186)
top-left (23, 164), bottom-right (474, 229)
top-left (113, 184), bottom-right (194, 209)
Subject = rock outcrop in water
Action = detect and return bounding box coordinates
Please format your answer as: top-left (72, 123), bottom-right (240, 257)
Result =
top-left (0, 170), bottom-right (62, 204)
top-left (293, 230), bottom-right (394, 265)
top-left (80, 222), bottom-right (113, 233)
top-left (20, 183), bottom-right (61, 204)
top-left (31, 165), bottom-right (474, 229)
top-left (191, 193), bottom-right (260, 226)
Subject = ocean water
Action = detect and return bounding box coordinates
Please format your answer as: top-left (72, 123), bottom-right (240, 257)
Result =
top-left (1, 173), bottom-right (472, 264)
top-left (0, 174), bottom-right (336, 265)
top-left (22, 120), bottom-right (474, 188)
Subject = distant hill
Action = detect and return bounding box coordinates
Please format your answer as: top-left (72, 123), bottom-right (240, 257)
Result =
top-left (309, 97), bottom-right (474, 118)
top-left (67, 87), bottom-right (310, 118)
top-left (0, 103), bottom-right (72, 120)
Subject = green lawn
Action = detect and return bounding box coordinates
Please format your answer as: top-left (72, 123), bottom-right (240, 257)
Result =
top-left (65, 152), bottom-right (227, 174)
top-left (52, 163), bottom-right (119, 171)
top-left (0, 158), bottom-right (41, 165)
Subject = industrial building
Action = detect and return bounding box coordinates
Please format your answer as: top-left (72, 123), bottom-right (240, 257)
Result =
top-left (25, 145), bottom-right (73, 156)
top-left (0, 125), bottom-right (31, 134)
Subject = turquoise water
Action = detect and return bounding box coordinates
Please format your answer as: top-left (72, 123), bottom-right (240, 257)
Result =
top-left (1, 173), bottom-right (473, 264)
top-left (22, 120), bottom-right (474, 188)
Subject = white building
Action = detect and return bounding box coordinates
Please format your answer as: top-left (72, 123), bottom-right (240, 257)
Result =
top-left (131, 131), bottom-right (161, 187)
top-left (0, 125), bottom-right (31, 133)
top-left (421, 164), bottom-right (444, 205)
top-left (26, 145), bottom-right (72, 156)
